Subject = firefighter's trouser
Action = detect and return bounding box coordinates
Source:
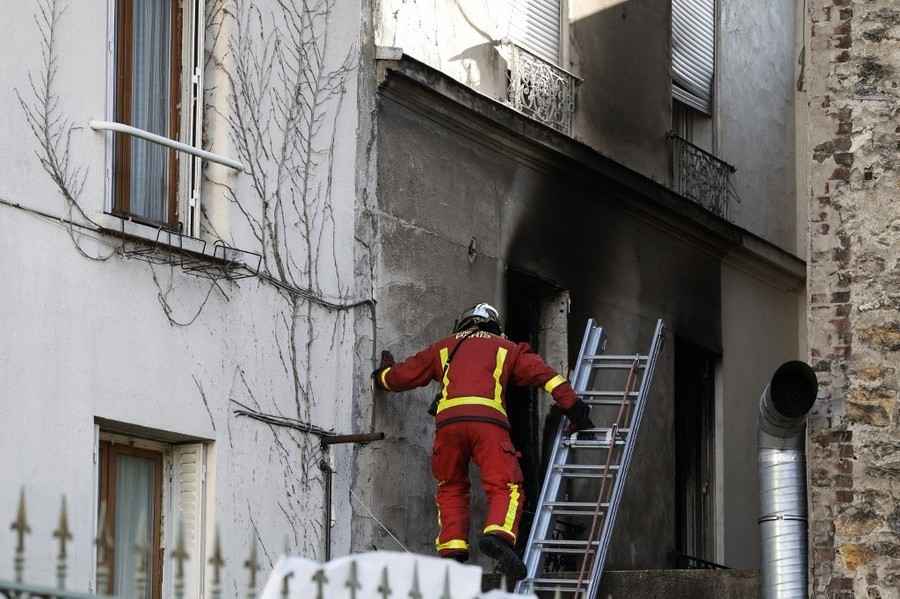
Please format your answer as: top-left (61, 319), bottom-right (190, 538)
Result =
top-left (431, 421), bottom-right (525, 557)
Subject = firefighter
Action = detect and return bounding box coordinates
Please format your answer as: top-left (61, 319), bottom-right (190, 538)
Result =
top-left (372, 303), bottom-right (594, 579)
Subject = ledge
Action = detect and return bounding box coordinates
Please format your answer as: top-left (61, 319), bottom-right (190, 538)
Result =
top-left (375, 53), bottom-right (806, 291)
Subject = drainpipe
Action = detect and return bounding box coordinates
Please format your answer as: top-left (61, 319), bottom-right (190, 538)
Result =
top-left (758, 361), bottom-right (818, 599)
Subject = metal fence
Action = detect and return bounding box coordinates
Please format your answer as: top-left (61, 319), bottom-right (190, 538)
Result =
top-left (500, 41), bottom-right (580, 136)
top-left (0, 489), bottom-right (529, 599)
top-left (668, 132), bottom-right (737, 220)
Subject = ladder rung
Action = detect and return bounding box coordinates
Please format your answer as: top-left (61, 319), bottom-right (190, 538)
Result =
top-left (579, 427), bottom-right (630, 434)
top-left (548, 509), bottom-right (608, 517)
top-left (534, 539), bottom-right (600, 546)
top-left (529, 578), bottom-right (588, 587)
top-left (554, 464), bottom-right (620, 472)
top-left (531, 586), bottom-right (582, 593)
top-left (580, 390), bottom-right (639, 397)
top-left (545, 501), bottom-right (609, 509)
top-left (563, 439), bottom-right (626, 448)
top-left (583, 398), bottom-right (636, 406)
top-left (583, 354), bottom-right (648, 361)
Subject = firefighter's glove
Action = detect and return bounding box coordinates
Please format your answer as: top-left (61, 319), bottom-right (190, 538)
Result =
top-left (564, 399), bottom-right (594, 434)
top-left (372, 350), bottom-right (396, 391)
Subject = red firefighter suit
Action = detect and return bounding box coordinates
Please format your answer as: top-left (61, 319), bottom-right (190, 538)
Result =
top-left (373, 329), bottom-right (578, 558)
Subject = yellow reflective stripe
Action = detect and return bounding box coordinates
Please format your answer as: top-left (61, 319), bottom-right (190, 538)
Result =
top-left (483, 483), bottom-right (521, 541)
top-left (439, 347), bottom-right (450, 403)
top-left (436, 396), bottom-right (508, 416)
top-left (380, 367), bottom-right (392, 391)
top-left (435, 538), bottom-right (469, 552)
top-left (544, 374), bottom-right (566, 394)
top-left (493, 347), bottom-right (508, 403)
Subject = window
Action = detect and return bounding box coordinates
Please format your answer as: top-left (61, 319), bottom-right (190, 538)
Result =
top-left (98, 440), bottom-right (164, 599)
top-left (96, 432), bottom-right (209, 599)
top-left (113, 0), bottom-right (183, 227)
top-left (509, 0), bottom-right (562, 65)
top-left (671, 0), bottom-right (715, 114)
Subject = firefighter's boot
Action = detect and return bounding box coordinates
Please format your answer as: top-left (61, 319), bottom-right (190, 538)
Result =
top-left (478, 533), bottom-right (526, 581)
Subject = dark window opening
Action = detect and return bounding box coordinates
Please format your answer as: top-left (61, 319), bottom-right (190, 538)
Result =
top-left (504, 270), bottom-right (565, 553)
top-left (674, 337), bottom-right (718, 564)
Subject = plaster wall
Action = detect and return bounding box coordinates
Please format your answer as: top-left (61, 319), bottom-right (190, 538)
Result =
top-left (0, 0), bottom-right (365, 590)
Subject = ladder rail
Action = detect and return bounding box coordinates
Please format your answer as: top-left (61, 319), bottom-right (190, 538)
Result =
top-left (584, 319), bottom-right (666, 599)
top-left (518, 320), bottom-right (605, 593)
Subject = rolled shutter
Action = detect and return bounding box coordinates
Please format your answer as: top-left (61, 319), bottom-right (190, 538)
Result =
top-left (672, 0), bottom-right (715, 114)
top-left (510, 0), bottom-right (561, 64)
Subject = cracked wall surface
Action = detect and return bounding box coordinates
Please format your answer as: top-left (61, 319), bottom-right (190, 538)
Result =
top-left (805, 1), bottom-right (900, 597)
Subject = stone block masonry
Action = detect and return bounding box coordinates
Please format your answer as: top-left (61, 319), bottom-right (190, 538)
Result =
top-left (805, 1), bottom-right (900, 597)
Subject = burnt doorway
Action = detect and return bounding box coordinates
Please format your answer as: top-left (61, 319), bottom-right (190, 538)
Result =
top-left (504, 270), bottom-right (567, 553)
top-left (674, 337), bottom-right (718, 564)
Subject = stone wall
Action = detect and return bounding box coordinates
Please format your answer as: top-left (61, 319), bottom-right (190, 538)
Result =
top-left (805, 1), bottom-right (900, 597)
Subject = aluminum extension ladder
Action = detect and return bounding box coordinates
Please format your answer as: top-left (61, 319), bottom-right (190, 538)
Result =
top-left (515, 318), bottom-right (666, 598)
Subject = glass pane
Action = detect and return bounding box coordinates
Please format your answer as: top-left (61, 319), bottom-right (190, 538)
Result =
top-left (113, 454), bottom-right (156, 599)
top-left (129, 0), bottom-right (172, 223)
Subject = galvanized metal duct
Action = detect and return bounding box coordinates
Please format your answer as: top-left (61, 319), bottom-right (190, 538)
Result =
top-left (758, 361), bottom-right (818, 599)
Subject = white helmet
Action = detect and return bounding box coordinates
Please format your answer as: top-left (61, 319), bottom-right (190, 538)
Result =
top-left (454, 303), bottom-right (502, 334)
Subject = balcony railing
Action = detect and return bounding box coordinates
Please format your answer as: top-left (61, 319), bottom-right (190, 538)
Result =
top-left (668, 132), bottom-right (737, 220)
top-left (500, 41), bottom-right (581, 135)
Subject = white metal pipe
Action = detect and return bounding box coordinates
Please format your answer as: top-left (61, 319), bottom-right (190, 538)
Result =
top-left (758, 361), bottom-right (818, 599)
top-left (89, 120), bottom-right (244, 172)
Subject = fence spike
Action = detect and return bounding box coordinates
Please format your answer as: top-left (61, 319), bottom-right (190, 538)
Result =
top-left (53, 495), bottom-right (73, 590)
top-left (312, 568), bottom-right (328, 599)
top-left (345, 560), bottom-right (361, 599)
top-left (244, 538), bottom-right (260, 599)
top-left (95, 501), bottom-right (113, 595)
top-left (133, 510), bottom-right (149, 599)
top-left (209, 528), bottom-right (224, 599)
top-left (377, 566), bottom-right (393, 599)
top-left (553, 586), bottom-right (562, 599)
top-left (280, 571), bottom-right (293, 599)
top-left (171, 519), bottom-right (189, 599)
top-left (499, 575), bottom-right (508, 593)
top-left (439, 566), bottom-right (452, 599)
top-left (11, 487), bottom-right (30, 583)
top-left (407, 562), bottom-right (422, 599)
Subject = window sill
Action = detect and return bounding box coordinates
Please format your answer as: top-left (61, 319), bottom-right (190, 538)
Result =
top-left (94, 212), bottom-right (262, 279)
top-left (95, 212), bottom-right (207, 254)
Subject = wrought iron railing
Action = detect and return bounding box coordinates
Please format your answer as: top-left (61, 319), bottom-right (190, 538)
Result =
top-left (668, 133), bottom-right (737, 220)
top-left (0, 488), bottom-right (530, 599)
top-left (500, 41), bottom-right (581, 136)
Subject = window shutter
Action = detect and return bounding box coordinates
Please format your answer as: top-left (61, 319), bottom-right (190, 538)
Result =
top-left (172, 443), bottom-right (207, 598)
top-left (510, 0), bottom-right (562, 64)
top-left (671, 0), bottom-right (715, 114)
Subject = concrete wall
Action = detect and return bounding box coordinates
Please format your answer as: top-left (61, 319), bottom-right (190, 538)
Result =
top-left (601, 568), bottom-right (759, 599)
top-left (0, 0), bottom-right (365, 590)
top-left (717, 0), bottom-right (799, 252)
top-left (568, 0), bottom-right (672, 184)
top-left (718, 263), bottom-right (800, 569)
top-left (354, 73), bottom-right (803, 569)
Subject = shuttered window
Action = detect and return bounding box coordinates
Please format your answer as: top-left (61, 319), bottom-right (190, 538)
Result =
top-left (671, 0), bottom-right (715, 114)
top-left (509, 0), bottom-right (562, 64)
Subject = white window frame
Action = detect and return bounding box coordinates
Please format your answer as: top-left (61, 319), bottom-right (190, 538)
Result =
top-left (94, 429), bottom-right (210, 599)
top-left (102, 0), bottom-right (216, 238)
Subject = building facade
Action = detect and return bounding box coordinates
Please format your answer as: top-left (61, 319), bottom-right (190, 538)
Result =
top-left (0, 0), bottom-right (812, 596)
top-left (355, 0), bottom-right (805, 573)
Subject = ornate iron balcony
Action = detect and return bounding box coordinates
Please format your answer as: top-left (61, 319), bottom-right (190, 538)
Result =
top-left (668, 132), bottom-right (737, 220)
top-left (500, 40), bottom-right (581, 135)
